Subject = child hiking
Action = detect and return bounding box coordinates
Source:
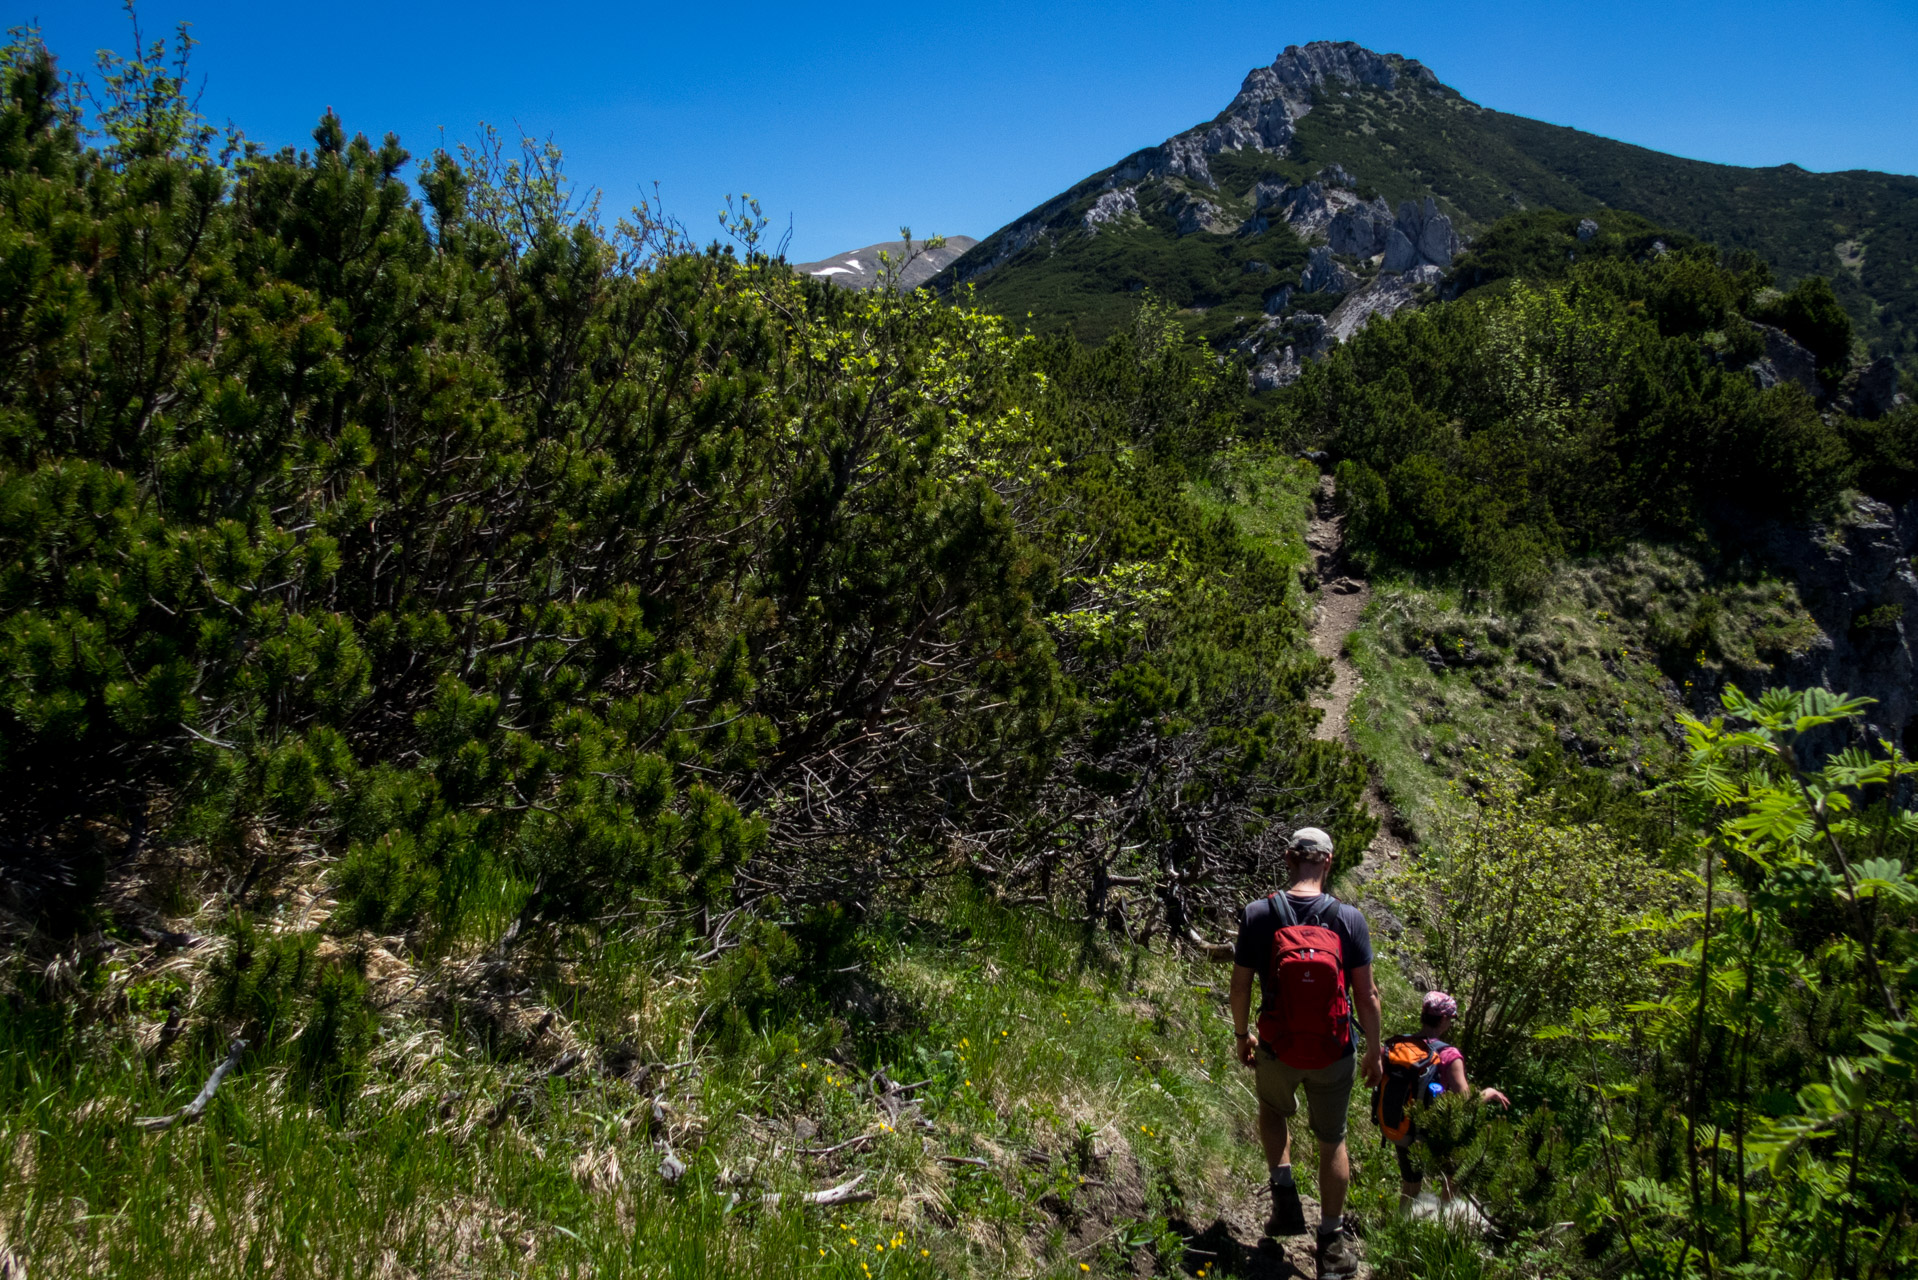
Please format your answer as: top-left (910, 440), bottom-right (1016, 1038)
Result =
top-left (1230, 827), bottom-right (1383, 1280)
top-left (1373, 990), bottom-right (1510, 1212)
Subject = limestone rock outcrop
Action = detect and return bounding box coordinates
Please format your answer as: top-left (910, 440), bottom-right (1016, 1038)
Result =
top-left (1242, 312), bottom-right (1335, 390)
top-left (1299, 246), bottom-right (1359, 294)
top-left (797, 236), bottom-right (982, 292)
top-left (1173, 195), bottom-right (1229, 236)
top-left (1843, 356), bottom-right (1909, 420)
top-left (1756, 496), bottom-right (1918, 761)
top-left (1747, 324), bottom-right (1822, 399)
top-left (1327, 274), bottom-right (1417, 343)
top-left (1083, 188), bottom-right (1139, 233)
top-left (1381, 198), bottom-right (1459, 272)
top-left (1150, 42), bottom-right (1437, 188)
top-left (1328, 198), bottom-right (1395, 258)
top-left (1158, 135), bottom-right (1214, 185)
top-left (1254, 180), bottom-right (1372, 243)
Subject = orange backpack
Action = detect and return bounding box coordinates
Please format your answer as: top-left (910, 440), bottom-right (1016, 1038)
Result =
top-left (1372, 1034), bottom-right (1448, 1145)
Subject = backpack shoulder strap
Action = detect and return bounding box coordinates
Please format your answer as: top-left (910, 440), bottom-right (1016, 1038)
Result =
top-left (1279, 891), bottom-right (1336, 930)
top-left (1266, 891), bottom-right (1298, 928)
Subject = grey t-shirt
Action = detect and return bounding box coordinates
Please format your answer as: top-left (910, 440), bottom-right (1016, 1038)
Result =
top-left (1233, 890), bottom-right (1373, 1017)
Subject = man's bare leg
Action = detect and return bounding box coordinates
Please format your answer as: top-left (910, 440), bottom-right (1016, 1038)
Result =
top-left (1318, 1139), bottom-right (1350, 1223)
top-left (1258, 1102), bottom-right (1310, 1236)
top-left (1259, 1100), bottom-right (1292, 1167)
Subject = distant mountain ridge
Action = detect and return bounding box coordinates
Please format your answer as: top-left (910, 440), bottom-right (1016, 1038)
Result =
top-left (795, 236), bottom-right (978, 291)
top-left (933, 40), bottom-right (1918, 373)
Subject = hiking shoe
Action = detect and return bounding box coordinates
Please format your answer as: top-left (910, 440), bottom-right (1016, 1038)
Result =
top-left (1316, 1218), bottom-right (1362, 1280)
top-left (1265, 1182), bottom-right (1307, 1237)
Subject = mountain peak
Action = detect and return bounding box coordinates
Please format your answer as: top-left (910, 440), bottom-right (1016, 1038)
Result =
top-left (1256, 41), bottom-right (1435, 100)
top-left (935, 38), bottom-right (1916, 368)
top-left (1163, 41), bottom-right (1443, 187)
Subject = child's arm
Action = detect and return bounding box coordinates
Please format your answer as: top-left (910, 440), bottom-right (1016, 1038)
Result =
top-left (1440, 1057), bottom-right (1510, 1108)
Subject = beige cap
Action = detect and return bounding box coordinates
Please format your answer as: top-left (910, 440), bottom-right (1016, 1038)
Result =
top-left (1288, 827), bottom-right (1334, 860)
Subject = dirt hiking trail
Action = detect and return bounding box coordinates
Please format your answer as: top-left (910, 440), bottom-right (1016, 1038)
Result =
top-left (1155, 476), bottom-right (1406, 1280)
top-left (1304, 475), bottom-right (1405, 865)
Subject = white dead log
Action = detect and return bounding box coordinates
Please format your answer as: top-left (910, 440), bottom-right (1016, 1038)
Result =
top-left (755, 1172), bottom-right (874, 1209)
top-left (779, 1134), bottom-right (873, 1158)
top-left (1187, 929), bottom-right (1235, 963)
top-left (134, 1038), bottom-right (247, 1132)
top-left (885, 1078), bottom-right (934, 1095)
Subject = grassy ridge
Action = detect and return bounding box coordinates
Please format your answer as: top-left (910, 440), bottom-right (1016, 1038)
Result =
top-left (1343, 546), bottom-right (1825, 840)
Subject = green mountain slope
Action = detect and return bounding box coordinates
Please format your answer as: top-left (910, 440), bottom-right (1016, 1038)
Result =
top-left (938, 41), bottom-right (1918, 368)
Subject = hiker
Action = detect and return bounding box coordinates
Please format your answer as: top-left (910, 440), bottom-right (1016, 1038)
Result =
top-left (1230, 826), bottom-right (1383, 1280)
top-left (1375, 990), bottom-right (1510, 1212)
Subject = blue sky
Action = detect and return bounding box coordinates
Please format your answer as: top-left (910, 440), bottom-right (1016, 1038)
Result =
top-left (20, 1), bottom-right (1918, 262)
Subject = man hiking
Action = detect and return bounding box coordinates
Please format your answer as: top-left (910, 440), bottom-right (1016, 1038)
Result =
top-left (1230, 826), bottom-right (1383, 1280)
top-left (1376, 990), bottom-right (1510, 1213)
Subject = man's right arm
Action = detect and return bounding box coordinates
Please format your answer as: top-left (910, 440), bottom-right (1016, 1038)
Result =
top-left (1230, 964), bottom-right (1258, 1066)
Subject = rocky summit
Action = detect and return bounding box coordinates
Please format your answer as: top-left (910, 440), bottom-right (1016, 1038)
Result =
top-left (932, 39), bottom-right (1918, 379)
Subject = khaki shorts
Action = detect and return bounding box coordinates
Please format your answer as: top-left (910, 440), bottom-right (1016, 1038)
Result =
top-left (1255, 1046), bottom-right (1356, 1145)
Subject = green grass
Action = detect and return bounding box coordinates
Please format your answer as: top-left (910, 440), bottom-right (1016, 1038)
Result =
top-left (1182, 448), bottom-right (1321, 573)
top-left (0, 876), bottom-right (1434, 1279)
top-left (1364, 1215), bottom-right (1499, 1280)
top-left (1345, 543), bottom-right (1824, 842)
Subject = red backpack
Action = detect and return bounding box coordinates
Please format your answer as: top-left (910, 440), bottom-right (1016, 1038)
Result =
top-left (1255, 892), bottom-right (1352, 1069)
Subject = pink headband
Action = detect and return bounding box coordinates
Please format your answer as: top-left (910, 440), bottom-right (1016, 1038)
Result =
top-left (1422, 990), bottom-right (1458, 1020)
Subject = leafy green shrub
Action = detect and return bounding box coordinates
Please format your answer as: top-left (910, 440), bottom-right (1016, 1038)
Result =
top-left (1406, 1096), bottom-right (1573, 1233)
top-left (204, 915), bottom-right (375, 1102)
top-left (1381, 753), bottom-right (1680, 1076)
top-left (696, 899), bottom-right (882, 1053)
top-left (294, 962), bottom-right (376, 1105)
top-left (0, 28), bottom-right (1371, 943)
top-left (1751, 274), bottom-right (1855, 387)
top-left (1852, 602), bottom-right (1904, 633)
top-left (1845, 402), bottom-right (1918, 502)
top-left (1293, 252), bottom-right (1853, 594)
top-left (703, 920), bottom-right (805, 1053)
top-left (205, 915), bottom-right (320, 1047)
top-left (1447, 208), bottom-right (1695, 300)
top-left (333, 831), bottom-right (438, 935)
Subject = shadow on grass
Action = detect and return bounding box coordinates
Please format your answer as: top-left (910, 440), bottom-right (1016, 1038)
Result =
top-left (1168, 1214), bottom-right (1310, 1279)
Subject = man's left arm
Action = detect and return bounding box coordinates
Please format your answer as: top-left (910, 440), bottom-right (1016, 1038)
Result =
top-left (1350, 962), bottom-right (1384, 1086)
